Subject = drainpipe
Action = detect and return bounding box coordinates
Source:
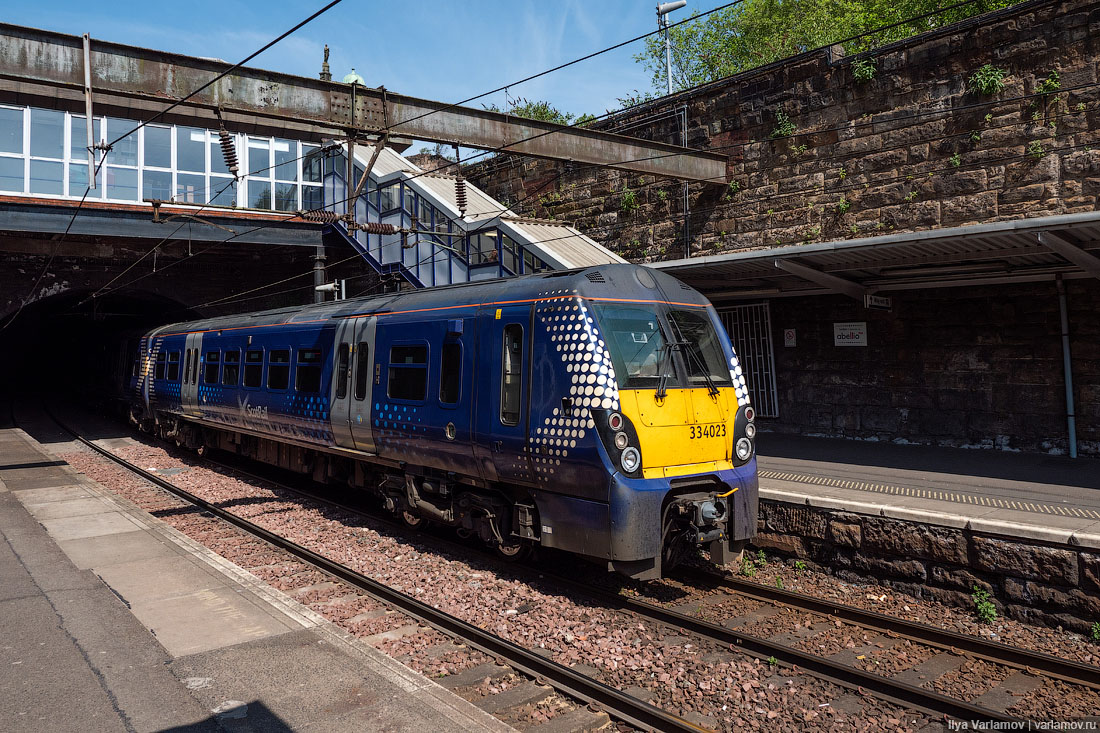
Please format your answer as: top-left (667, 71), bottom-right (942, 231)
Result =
top-left (1056, 276), bottom-right (1078, 458)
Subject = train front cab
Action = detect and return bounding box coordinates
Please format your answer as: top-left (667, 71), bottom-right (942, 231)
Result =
top-left (588, 298), bottom-right (759, 580)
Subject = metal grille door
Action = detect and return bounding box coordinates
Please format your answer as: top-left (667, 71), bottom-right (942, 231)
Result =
top-left (719, 304), bottom-right (779, 417)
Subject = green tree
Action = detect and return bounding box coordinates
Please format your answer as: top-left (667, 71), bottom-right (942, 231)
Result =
top-left (635, 0), bottom-right (1023, 93)
top-left (483, 98), bottom-right (593, 126)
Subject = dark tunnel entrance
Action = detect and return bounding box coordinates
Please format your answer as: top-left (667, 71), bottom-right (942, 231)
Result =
top-left (0, 290), bottom-right (198, 409)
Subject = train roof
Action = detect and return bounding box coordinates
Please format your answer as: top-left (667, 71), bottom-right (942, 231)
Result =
top-left (153, 264), bottom-right (710, 336)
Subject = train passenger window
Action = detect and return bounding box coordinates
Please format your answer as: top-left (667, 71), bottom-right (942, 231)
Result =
top-left (500, 325), bottom-right (523, 426)
top-left (243, 350), bottom-right (263, 388)
top-left (387, 344), bottom-right (427, 401)
top-left (295, 349), bottom-right (322, 393)
top-left (335, 344), bottom-right (350, 400)
top-left (268, 349), bottom-right (290, 390)
top-left (166, 351), bottom-right (180, 381)
top-left (191, 350), bottom-right (199, 385)
top-left (203, 351), bottom-right (220, 384)
top-left (154, 352), bottom-right (166, 380)
top-left (354, 342), bottom-right (370, 401)
top-left (439, 342), bottom-right (461, 405)
top-left (222, 350), bottom-right (240, 386)
top-left (183, 349), bottom-right (192, 384)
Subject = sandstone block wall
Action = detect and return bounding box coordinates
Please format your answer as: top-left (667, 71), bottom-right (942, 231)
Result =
top-left (756, 501), bottom-right (1100, 633)
top-left (468, 0), bottom-right (1100, 261)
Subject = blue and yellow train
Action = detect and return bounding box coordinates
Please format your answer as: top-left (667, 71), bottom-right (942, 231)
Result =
top-left (128, 263), bottom-right (758, 578)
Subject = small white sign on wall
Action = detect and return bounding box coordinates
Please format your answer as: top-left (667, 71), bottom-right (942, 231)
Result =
top-left (783, 328), bottom-right (796, 347)
top-left (833, 321), bottom-right (867, 347)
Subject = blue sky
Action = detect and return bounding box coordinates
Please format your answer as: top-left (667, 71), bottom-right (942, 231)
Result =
top-left (9, 1), bottom-right (726, 121)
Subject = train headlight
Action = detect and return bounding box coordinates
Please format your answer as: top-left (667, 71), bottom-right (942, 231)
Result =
top-left (735, 438), bottom-right (753, 462)
top-left (745, 406), bottom-right (755, 422)
top-left (614, 431), bottom-right (629, 450)
top-left (608, 412), bottom-right (623, 430)
top-left (621, 447), bottom-right (641, 473)
top-left (745, 422), bottom-right (756, 439)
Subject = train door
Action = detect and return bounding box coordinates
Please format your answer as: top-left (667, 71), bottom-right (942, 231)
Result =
top-left (330, 316), bottom-right (377, 452)
top-left (474, 305), bottom-right (533, 484)
top-left (181, 332), bottom-right (203, 416)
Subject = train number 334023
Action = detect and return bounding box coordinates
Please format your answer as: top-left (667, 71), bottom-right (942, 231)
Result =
top-left (689, 423), bottom-right (727, 440)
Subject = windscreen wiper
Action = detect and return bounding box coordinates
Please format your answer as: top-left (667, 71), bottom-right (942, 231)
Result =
top-left (667, 317), bottom-right (719, 396)
top-left (655, 341), bottom-right (677, 401)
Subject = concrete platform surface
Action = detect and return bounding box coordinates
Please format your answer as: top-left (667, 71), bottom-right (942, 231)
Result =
top-left (0, 420), bottom-right (515, 733)
top-left (758, 433), bottom-right (1100, 546)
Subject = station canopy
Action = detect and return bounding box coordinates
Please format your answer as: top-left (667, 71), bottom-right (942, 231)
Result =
top-left (652, 212), bottom-right (1100, 304)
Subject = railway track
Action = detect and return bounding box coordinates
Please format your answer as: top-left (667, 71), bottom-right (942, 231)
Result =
top-left (35, 407), bottom-right (707, 733)
top-left (39, 405), bottom-right (1100, 728)
top-left (184, 445), bottom-right (1094, 725)
top-left (672, 566), bottom-right (1100, 691)
top-left (181, 444), bottom-right (1089, 723)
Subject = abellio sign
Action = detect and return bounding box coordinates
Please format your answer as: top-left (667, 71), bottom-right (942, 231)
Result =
top-left (833, 322), bottom-right (868, 347)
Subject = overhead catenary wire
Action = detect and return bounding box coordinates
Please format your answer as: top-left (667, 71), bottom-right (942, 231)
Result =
top-left (158, 115), bottom-right (1093, 314)
top-left (69, 0), bottom-right (347, 308)
top-left (0, 155), bottom-right (108, 333)
top-left (77, 0), bottom-right (1065, 308)
top-left (82, 176), bottom-right (240, 305)
top-left (91, 76), bottom-right (1088, 308)
top-left (102, 0), bottom-right (344, 151)
top-left (111, 0), bottom-right (1011, 233)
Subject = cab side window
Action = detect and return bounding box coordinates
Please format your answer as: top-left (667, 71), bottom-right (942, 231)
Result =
top-left (500, 325), bottom-right (523, 426)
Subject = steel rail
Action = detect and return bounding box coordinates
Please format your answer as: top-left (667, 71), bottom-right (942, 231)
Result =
top-left (547, 575), bottom-right (1020, 723)
top-left (168, 447), bottom-right (1022, 723)
top-left (48, 409), bottom-right (1053, 725)
top-left (675, 566), bottom-right (1100, 691)
top-left (133, 435), bottom-right (1023, 724)
top-left (45, 411), bottom-right (709, 733)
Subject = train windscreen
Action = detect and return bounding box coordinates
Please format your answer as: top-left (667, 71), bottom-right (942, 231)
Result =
top-left (590, 302), bottom-right (731, 391)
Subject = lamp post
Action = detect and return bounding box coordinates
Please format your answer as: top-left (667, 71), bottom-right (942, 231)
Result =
top-left (656, 1), bottom-right (687, 96)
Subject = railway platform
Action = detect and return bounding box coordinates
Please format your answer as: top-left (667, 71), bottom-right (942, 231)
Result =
top-left (756, 433), bottom-right (1100, 545)
top-left (0, 418), bottom-right (514, 733)
top-left (754, 433), bottom-right (1100, 631)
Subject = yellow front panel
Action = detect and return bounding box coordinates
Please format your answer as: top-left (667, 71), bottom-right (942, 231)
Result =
top-left (619, 387), bottom-right (740, 479)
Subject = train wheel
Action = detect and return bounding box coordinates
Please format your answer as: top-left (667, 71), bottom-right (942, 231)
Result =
top-left (494, 540), bottom-right (531, 562)
top-left (400, 510), bottom-right (426, 529)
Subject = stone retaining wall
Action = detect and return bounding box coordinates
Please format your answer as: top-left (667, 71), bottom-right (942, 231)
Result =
top-left (467, 0), bottom-right (1100, 260)
top-left (753, 500), bottom-right (1100, 633)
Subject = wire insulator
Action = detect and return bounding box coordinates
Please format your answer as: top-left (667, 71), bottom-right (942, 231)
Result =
top-left (300, 209), bottom-right (341, 223)
top-left (347, 221), bottom-right (399, 234)
top-left (218, 126), bottom-right (239, 179)
top-left (455, 176), bottom-right (467, 218)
